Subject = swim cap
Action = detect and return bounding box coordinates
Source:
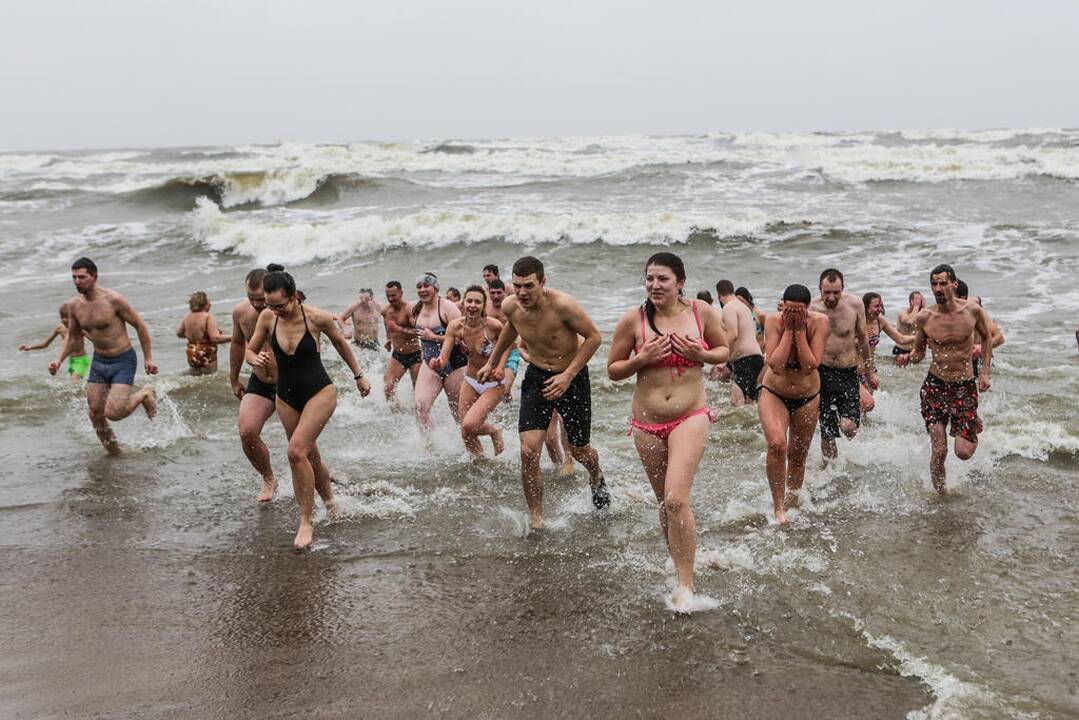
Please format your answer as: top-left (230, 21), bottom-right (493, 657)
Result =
top-left (415, 272), bottom-right (439, 289)
top-left (782, 284), bottom-right (811, 305)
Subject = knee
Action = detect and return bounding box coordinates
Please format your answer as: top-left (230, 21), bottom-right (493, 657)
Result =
top-left (955, 444), bottom-right (976, 461)
top-left (287, 441), bottom-right (311, 465)
top-left (239, 425), bottom-right (261, 446)
top-left (520, 444), bottom-right (542, 465)
top-left (841, 421), bottom-right (858, 439)
top-left (767, 438), bottom-right (787, 456)
top-left (104, 404), bottom-right (124, 422)
top-left (461, 418), bottom-right (482, 436)
top-left (662, 493), bottom-right (689, 517)
top-left (862, 396), bottom-right (875, 412)
top-left (88, 405), bottom-right (106, 424)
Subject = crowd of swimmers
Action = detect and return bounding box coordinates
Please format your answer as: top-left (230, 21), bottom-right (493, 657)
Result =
top-left (20, 253), bottom-right (1014, 610)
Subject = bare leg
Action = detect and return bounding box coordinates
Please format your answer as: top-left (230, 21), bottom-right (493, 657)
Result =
top-left (443, 367), bottom-right (466, 424)
top-left (544, 412), bottom-right (564, 466)
top-left (383, 356), bottom-right (407, 404)
top-left (758, 390), bottom-right (792, 524)
top-left (633, 427), bottom-right (671, 550)
top-left (519, 430), bottom-right (547, 528)
top-left (928, 424), bottom-right (948, 495)
top-left (663, 415), bottom-right (710, 601)
top-left (460, 382), bottom-right (506, 459)
top-left (954, 435), bottom-right (977, 461)
top-left (730, 382), bottom-right (747, 407)
top-left (785, 398), bottom-right (820, 506)
top-left (859, 383), bottom-right (875, 413)
top-left (308, 443), bottom-right (338, 519)
top-left (556, 412), bottom-right (577, 476)
top-left (104, 383), bottom-right (156, 422)
top-left (239, 392), bottom-right (277, 502)
top-left (85, 383), bottom-right (121, 455)
top-left (413, 364), bottom-right (445, 429)
top-left (276, 386), bottom-right (337, 550)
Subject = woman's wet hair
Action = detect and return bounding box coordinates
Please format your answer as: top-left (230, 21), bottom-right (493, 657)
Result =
top-left (446, 287), bottom-right (461, 301)
top-left (782, 284), bottom-right (812, 306)
top-left (642, 252), bottom-right (686, 336)
top-left (696, 290), bottom-right (714, 305)
top-left (189, 290), bottom-right (210, 311)
top-left (735, 286), bottom-right (754, 305)
top-left (263, 270), bottom-right (297, 298)
top-left (463, 284), bottom-right (488, 316)
top-left (862, 292), bottom-right (882, 311)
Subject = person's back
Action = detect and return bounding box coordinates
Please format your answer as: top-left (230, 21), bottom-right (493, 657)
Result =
top-left (722, 297), bottom-right (763, 362)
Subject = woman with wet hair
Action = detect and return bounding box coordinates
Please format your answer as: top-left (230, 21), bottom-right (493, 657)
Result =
top-left (861, 292), bottom-right (915, 410)
top-left (607, 252), bottom-right (730, 611)
top-left (756, 284), bottom-right (828, 525)
top-left (413, 271), bottom-right (468, 429)
top-left (246, 269), bottom-right (372, 550)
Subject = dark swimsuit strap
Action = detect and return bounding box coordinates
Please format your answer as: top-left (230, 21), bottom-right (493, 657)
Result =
top-left (272, 303), bottom-right (313, 355)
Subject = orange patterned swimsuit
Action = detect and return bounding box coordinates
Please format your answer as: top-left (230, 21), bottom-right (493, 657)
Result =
top-left (186, 317), bottom-right (217, 370)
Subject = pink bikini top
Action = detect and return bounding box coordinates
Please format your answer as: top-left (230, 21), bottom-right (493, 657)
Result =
top-left (636, 301), bottom-right (709, 372)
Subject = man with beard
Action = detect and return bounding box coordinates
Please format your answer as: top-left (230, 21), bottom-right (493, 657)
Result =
top-left (230, 264), bottom-right (280, 501)
top-left (381, 280), bottom-right (422, 404)
top-left (49, 257), bottom-right (158, 454)
top-left (898, 265), bottom-right (993, 494)
top-left (810, 268), bottom-right (874, 464)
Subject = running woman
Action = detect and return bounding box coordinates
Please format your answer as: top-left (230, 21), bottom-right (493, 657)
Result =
top-left (607, 252), bottom-right (730, 610)
top-left (412, 272), bottom-right (468, 428)
top-left (245, 270), bottom-right (371, 550)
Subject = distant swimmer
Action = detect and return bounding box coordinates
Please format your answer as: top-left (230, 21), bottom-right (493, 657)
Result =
top-left (696, 289), bottom-right (714, 305)
top-left (245, 269), bottom-right (372, 550)
top-left (49, 257), bottom-right (159, 454)
top-left (477, 256), bottom-right (609, 529)
top-left (430, 285), bottom-right (508, 460)
top-left (810, 269), bottom-right (874, 463)
top-left (861, 292), bottom-right (915, 392)
top-left (338, 288), bottom-right (383, 352)
top-left (897, 265), bottom-right (993, 495)
top-left (381, 281), bottom-right (422, 404)
top-left (956, 281), bottom-right (1005, 379)
top-left (894, 291), bottom-right (925, 362)
top-left (485, 279), bottom-right (522, 399)
top-left (413, 272), bottom-right (468, 428)
top-left (20, 303), bottom-right (88, 380)
top-left (608, 252), bottom-right (729, 610)
top-left (734, 286), bottom-right (767, 352)
top-left (717, 279), bottom-right (765, 406)
top-left (230, 266), bottom-right (279, 502)
top-left (176, 291), bottom-right (231, 375)
top-left (756, 285), bottom-right (828, 524)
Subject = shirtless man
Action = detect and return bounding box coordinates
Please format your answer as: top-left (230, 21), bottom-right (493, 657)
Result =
top-left (894, 291), bottom-right (924, 362)
top-left (717, 279), bottom-right (765, 406)
top-left (810, 268), bottom-right (874, 463)
top-left (477, 256), bottom-right (609, 529)
top-left (898, 265), bottom-right (993, 494)
top-left (482, 264), bottom-right (500, 285)
top-left (230, 265), bottom-right (279, 502)
top-left (338, 288), bottom-right (383, 351)
top-left (381, 280), bottom-right (422, 403)
top-left (49, 257), bottom-right (158, 454)
top-left (485, 278), bottom-right (522, 396)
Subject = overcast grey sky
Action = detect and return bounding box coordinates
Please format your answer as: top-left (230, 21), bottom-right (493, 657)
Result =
top-left (2, 0), bottom-right (1077, 151)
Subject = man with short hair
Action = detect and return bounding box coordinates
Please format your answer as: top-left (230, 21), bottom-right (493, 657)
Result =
top-left (482, 264), bottom-right (500, 285)
top-left (338, 288), bottom-right (383, 351)
top-left (898, 265), bottom-right (993, 494)
top-left (955, 281), bottom-right (1004, 378)
top-left (381, 280), bottom-right (422, 403)
top-left (894, 290), bottom-right (924, 362)
top-left (717, 279), bottom-right (765, 406)
top-left (485, 278), bottom-right (521, 397)
top-left (49, 257), bottom-right (158, 455)
top-left (230, 265), bottom-right (279, 501)
top-left (478, 256), bottom-right (609, 529)
top-left (810, 268), bottom-right (874, 463)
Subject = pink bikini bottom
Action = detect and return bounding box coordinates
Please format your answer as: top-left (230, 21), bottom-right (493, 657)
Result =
top-left (629, 406), bottom-right (716, 440)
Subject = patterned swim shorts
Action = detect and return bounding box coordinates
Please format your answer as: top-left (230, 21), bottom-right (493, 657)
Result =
top-left (919, 373), bottom-right (979, 443)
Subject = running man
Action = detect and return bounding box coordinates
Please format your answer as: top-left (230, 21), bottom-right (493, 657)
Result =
top-left (757, 284), bottom-right (829, 524)
top-left (49, 257), bottom-right (158, 454)
top-left (477, 256), bottom-right (609, 529)
top-left (608, 252), bottom-right (729, 609)
top-left (338, 288), bottom-right (383, 351)
top-left (381, 281), bottom-right (422, 404)
top-left (485, 278), bottom-right (522, 397)
top-left (20, 303), bottom-right (89, 380)
top-left (810, 269), bottom-right (874, 463)
top-left (230, 265), bottom-right (280, 502)
top-left (717, 279), bottom-right (765, 406)
top-left (894, 291), bottom-right (924, 362)
top-left (897, 265), bottom-right (993, 494)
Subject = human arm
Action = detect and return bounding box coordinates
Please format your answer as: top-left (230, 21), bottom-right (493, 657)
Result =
top-left (802, 314), bottom-right (828, 370)
top-left (880, 317), bottom-right (916, 348)
top-left (207, 315), bottom-right (232, 344)
top-left (607, 309), bottom-right (669, 381)
top-left (49, 314), bottom-right (81, 374)
top-left (540, 298), bottom-right (602, 400)
top-left (477, 303), bottom-right (520, 382)
top-left (671, 302), bottom-right (730, 366)
top-left (245, 311), bottom-right (274, 371)
top-left (338, 303), bottom-right (358, 339)
top-left (20, 325), bottom-right (62, 351)
top-left (314, 308), bottom-right (371, 396)
top-left (972, 307), bottom-right (993, 391)
top-left (175, 318), bottom-right (187, 338)
top-left (229, 306), bottom-right (247, 398)
top-left (853, 302), bottom-right (874, 382)
top-left (116, 296), bottom-right (157, 375)
top-left (899, 312), bottom-right (929, 366)
top-left (763, 313), bottom-right (793, 373)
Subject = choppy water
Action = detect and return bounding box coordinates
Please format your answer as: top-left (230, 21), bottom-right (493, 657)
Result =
top-left (2, 130), bottom-right (1078, 718)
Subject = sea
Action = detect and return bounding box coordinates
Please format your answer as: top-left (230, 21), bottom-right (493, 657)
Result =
top-left (1, 130), bottom-right (1077, 719)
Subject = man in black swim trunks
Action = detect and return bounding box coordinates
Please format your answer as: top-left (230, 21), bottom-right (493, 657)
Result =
top-left (717, 279), bottom-right (765, 406)
top-left (810, 268), bottom-right (875, 464)
top-left (382, 280), bottom-right (422, 404)
top-left (338, 288), bottom-right (383, 352)
top-left (230, 264), bottom-right (280, 501)
top-left (477, 256), bottom-right (609, 530)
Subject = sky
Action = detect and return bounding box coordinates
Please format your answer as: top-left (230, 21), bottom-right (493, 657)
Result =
top-left (2, 0), bottom-right (1077, 151)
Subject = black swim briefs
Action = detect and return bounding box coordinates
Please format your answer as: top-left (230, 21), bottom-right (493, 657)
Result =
top-left (731, 354), bottom-right (764, 401)
top-left (518, 365), bottom-right (592, 447)
top-left (245, 372), bottom-right (277, 401)
top-left (818, 364), bottom-right (860, 439)
top-left (391, 349), bottom-right (422, 369)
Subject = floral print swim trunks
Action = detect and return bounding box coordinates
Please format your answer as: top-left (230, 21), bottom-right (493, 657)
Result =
top-left (920, 373), bottom-right (979, 442)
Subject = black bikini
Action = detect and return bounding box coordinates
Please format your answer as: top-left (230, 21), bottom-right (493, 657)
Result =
top-left (758, 385), bottom-right (819, 414)
top-left (271, 305), bottom-right (332, 411)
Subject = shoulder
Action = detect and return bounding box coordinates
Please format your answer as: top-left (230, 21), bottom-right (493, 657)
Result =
top-left (808, 310), bottom-right (829, 328)
top-left (232, 301), bottom-right (249, 320)
top-left (615, 306), bottom-right (641, 329)
top-left (485, 316), bottom-right (502, 331)
top-left (914, 308), bottom-right (933, 326)
top-left (305, 305), bottom-right (336, 327)
top-left (502, 296), bottom-right (521, 314)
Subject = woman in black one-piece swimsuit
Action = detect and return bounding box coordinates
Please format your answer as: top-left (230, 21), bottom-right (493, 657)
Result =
top-left (246, 270), bottom-right (372, 550)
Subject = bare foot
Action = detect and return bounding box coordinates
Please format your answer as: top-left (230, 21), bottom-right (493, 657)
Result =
top-left (324, 499), bottom-right (341, 521)
top-left (104, 439), bottom-right (122, 456)
top-left (492, 428), bottom-right (505, 456)
top-left (774, 508), bottom-right (790, 525)
top-left (142, 388), bottom-right (157, 420)
top-left (529, 512), bottom-right (544, 530)
top-left (784, 490), bottom-right (801, 509)
top-left (293, 521), bottom-right (314, 551)
top-left (256, 478), bottom-right (277, 503)
top-left (671, 585), bottom-right (694, 613)
top-left (558, 459), bottom-right (576, 477)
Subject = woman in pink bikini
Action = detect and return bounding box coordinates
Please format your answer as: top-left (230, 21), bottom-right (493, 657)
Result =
top-left (607, 252), bottom-right (729, 611)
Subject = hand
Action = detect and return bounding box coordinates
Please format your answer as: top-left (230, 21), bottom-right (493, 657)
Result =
top-left (145, 360), bottom-right (159, 375)
top-left (418, 327), bottom-right (439, 342)
top-left (429, 356), bottom-right (445, 372)
top-left (356, 377), bottom-right (372, 397)
top-left (477, 362), bottom-right (494, 382)
top-left (788, 306), bottom-right (807, 331)
top-left (18, 344), bottom-right (29, 351)
top-left (48, 361), bottom-right (60, 376)
top-left (384, 340), bottom-right (392, 352)
top-left (251, 350), bottom-right (274, 369)
top-left (895, 353), bottom-right (910, 367)
top-left (978, 371), bottom-right (991, 392)
top-left (231, 379), bottom-right (245, 400)
top-left (971, 344), bottom-right (983, 360)
top-left (670, 333), bottom-right (705, 363)
top-left (637, 335), bottom-right (671, 366)
top-left (541, 371), bottom-right (572, 401)
top-left (866, 371), bottom-right (880, 390)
